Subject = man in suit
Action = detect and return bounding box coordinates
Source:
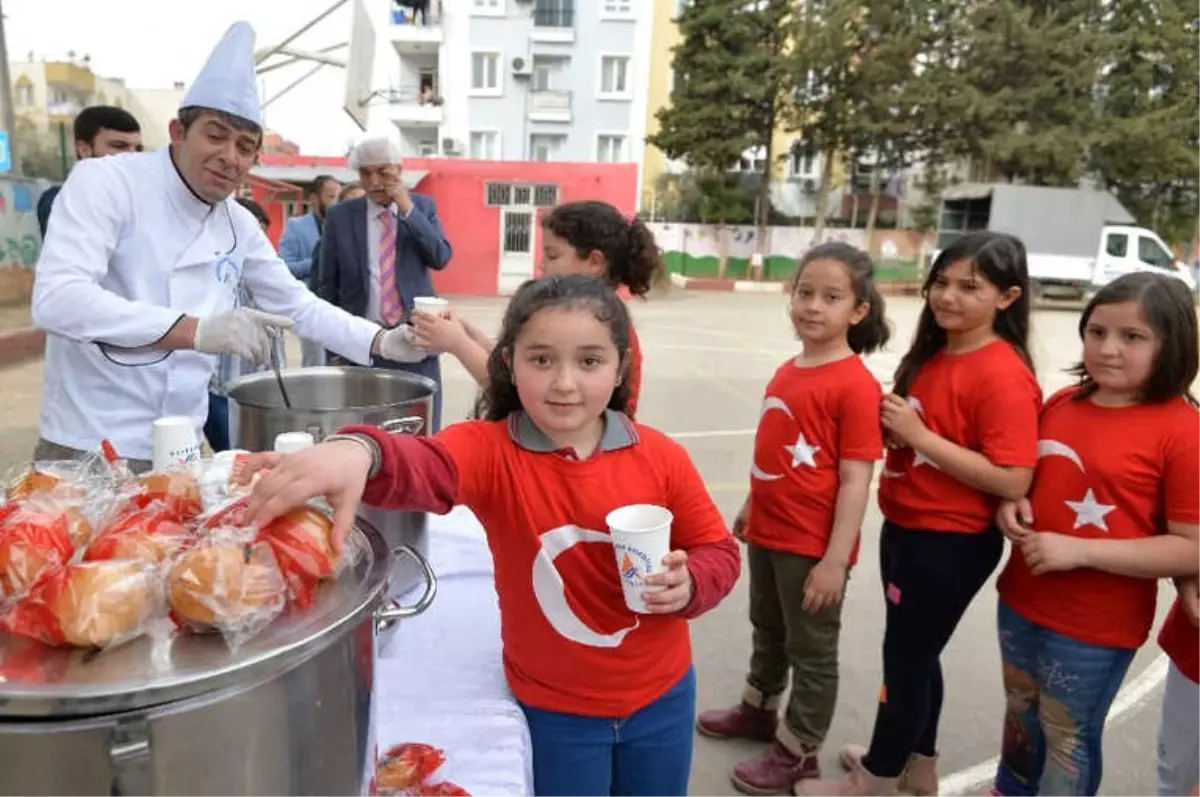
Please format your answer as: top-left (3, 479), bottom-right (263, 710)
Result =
top-left (37, 106), bottom-right (143, 238)
top-left (316, 137), bottom-right (452, 430)
top-left (280, 174), bottom-right (340, 366)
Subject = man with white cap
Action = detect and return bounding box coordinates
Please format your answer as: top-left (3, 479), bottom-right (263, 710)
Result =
top-left (30, 22), bottom-right (423, 471)
top-left (317, 136), bottom-right (452, 430)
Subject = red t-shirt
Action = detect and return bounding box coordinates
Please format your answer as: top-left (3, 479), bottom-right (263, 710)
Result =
top-left (878, 340), bottom-right (1041, 533)
top-left (625, 325), bottom-right (643, 420)
top-left (746, 355), bottom-right (883, 562)
top-left (999, 388), bottom-right (1200, 649)
top-left (1159, 598), bottom-right (1199, 684)
top-left (351, 413), bottom-right (740, 717)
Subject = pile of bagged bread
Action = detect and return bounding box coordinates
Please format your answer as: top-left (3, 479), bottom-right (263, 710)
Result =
top-left (0, 451), bottom-right (347, 651)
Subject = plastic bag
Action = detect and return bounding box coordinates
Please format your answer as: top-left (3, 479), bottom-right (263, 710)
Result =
top-left (84, 501), bottom-right (196, 566)
top-left (130, 468), bottom-right (203, 522)
top-left (1, 560), bottom-right (165, 648)
top-left (4, 454), bottom-right (128, 550)
top-left (0, 502), bottom-right (78, 601)
top-left (165, 533), bottom-right (288, 650)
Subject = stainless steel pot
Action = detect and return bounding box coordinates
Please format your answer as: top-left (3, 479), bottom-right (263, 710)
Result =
top-left (226, 366), bottom-right (437, 594)
top-left (0, 522), bottom-right (435, 796)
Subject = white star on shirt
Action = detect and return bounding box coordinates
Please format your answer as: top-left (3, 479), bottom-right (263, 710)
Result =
top-left (785, 433), bottom-right (821, 468)
top-left (912, 449), bottom-right (939, 470)
top-left (1065, 489), bottom-right (1117, 532)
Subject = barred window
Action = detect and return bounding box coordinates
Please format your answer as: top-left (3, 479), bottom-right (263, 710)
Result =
top-left (485, 182), bottom-right (512, 206)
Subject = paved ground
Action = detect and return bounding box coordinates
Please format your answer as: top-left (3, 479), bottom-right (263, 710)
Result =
top-left (0, 290), bottom-right (1172, 795)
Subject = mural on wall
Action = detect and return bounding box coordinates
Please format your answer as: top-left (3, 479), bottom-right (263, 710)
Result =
top-left (0, 177), bottom-right (43, 269)
top-left (647, 223), bottom-right (933, 282)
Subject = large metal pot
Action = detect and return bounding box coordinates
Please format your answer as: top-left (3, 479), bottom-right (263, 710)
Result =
top-left (0, 522), bottom-right (435, 796)
top-left (226, 366), bottom-right (436, 594)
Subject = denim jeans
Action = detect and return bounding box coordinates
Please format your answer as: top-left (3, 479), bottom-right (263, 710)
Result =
top-left (204, 393), bottom-right (231, 453)
top-left (994, 601), bottom-right (1135, 796)
top-left (520, 667), bottom-right (696, 796)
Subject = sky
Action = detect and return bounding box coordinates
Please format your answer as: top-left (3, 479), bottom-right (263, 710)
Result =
top-left (6, 0), bottom-right (387, 155)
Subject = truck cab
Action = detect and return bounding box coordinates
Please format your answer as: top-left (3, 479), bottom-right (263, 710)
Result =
top-left (1094, 225), bottom-right (1196, 292)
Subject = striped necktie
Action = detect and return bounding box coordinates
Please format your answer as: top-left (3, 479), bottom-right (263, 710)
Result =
top-left (378, 209), bottom-right (403, 326)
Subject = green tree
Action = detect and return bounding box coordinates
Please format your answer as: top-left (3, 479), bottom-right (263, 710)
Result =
top-left (648, 0), bottom-right (793, 275)
top-left (1090, 0), bottom-right (1199, 242)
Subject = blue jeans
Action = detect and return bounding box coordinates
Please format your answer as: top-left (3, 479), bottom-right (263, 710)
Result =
top-left (994, 602), bottom-right (1135, 796)
top-left (204, 393), bottom-right (231, 453)
top-left (520, 666), bottom-right (696, 796)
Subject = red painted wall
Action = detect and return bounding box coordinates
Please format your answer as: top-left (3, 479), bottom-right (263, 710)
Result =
top-left (254, 156), bottom-right (637, 296)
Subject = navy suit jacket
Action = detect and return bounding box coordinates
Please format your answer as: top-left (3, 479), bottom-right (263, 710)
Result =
top-left (315, 194), bottom-right (451, 325)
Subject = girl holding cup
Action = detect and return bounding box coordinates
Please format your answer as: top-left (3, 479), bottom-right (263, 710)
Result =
top-left (697, 243), bottom-right (890, 794)
top-left (238, 274), bottom-right (740, 797)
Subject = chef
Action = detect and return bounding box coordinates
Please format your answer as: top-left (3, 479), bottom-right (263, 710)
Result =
top-left (30, 22), bottom-right (421, 472)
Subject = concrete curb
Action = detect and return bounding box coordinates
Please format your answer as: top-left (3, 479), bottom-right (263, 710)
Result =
top-left (0, 328), bottom-right (45, 367)
top-left (669, 272), bottom-right (922, 297)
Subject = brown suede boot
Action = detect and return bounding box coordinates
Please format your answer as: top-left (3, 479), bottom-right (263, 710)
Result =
top-left (838, 744), bottom-right (940, 796)
top-left (731, 742), bottom-right (821, 795)
top-left (697, 702), bottom-right (777, 743)
top-left (794, 761), bottom-right (900, 797)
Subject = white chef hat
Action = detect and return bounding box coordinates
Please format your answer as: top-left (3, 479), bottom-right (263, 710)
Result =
top-left (349, 137), bottom-right (403, 169)
top-left (180, 21), bottom-right (263, 128)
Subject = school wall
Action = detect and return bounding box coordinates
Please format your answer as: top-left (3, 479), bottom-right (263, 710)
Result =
top-left (647, 223), bottom-right (935, 283)
top-left (0, 176), bottom-right (50, 304)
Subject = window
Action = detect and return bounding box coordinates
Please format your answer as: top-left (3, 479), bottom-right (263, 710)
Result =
top-left (470, 52), bottom-right (501, 95)
top-left (599, 55), bottom-right (630, 98)
top-left (597, 134), bottom-right (626, 162)
top-left (1105, 233), bottom-right (1128, 258)
top-left (418, 141), bottom-right (438, 157)
top-left (486, 183), bottom-right (513, 206)
top-left (1137, 235), bottom-right (1175, 270)
top-left (533, 184), bottom-right (559, 206)
top-left (602, 0), bottom-right (633, 15)
top-left (472, 0), bottom-right (504, 14)
top-left (788, 141), bottom-right (816, 177)
top-left (503, 211), bottom-right (534, 254)
top-left (470, 131), bottom-right (499, 159)
top-left (534, 0), bottom-right (574, 27)
top-left (530, 134), bottom-right (566, 161)
top-left (15, 82), bottom-right (33, 106)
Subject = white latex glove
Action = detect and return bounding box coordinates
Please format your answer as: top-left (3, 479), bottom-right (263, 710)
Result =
top-left (376, 324), bottom-right (429, 364)
top-left (195, 308), bottom-right (294, 366)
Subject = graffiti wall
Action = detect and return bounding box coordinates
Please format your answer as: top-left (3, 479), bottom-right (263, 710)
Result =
top-left (648, 222), bottom-right (934, 282)
top-left (0, 176), bottom-right (47, 304)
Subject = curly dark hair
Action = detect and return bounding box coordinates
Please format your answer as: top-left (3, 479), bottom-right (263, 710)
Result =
top-left (541, 201), bottom-right (665, 297)
top-left (473, 275), bottom-right (633, 421)
top-left (791, 242), bottom-right (891, 354)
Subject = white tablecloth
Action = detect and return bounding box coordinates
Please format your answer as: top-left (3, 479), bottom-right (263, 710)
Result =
top-left (375, 506), bottom-right (533, 796)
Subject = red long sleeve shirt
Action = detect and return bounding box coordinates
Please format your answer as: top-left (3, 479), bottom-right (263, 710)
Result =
top-left (343, 410), bottom-right (740, 716)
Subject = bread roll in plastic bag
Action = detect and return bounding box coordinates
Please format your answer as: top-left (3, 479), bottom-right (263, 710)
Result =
top-left (1, 560), bottom-right (164, 648)
top-left (85, 501), bottom-right (196, 566)
top-left (130, 468), bottom-right (203, 522)
top-left (0, 503), bottom-right (77, 601)
top-left (166, 534), bottom-right (288, 649)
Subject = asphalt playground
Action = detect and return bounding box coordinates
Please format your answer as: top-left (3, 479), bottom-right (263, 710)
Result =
top-left (0, 288), bottom-right (1174, 795)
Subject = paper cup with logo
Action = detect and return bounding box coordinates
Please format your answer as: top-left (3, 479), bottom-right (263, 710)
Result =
top-left (606, 503), bottom-right (674, 614)
top-left (151, 416), bottom-right (202, 472)
top-left (273, 432), bottom-right (315, 454)
top-left (411, 296), bottom-right (449, 317)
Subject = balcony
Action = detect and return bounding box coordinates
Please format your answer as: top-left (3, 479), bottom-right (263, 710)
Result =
top-left (528, 90), bottom-right (572, 123)
top-left (390, 7), bottom-right (443, 55)
top-left (531, 3), bottom-right (575, 43)
top-left (387, 86), bottom-right (444, 129)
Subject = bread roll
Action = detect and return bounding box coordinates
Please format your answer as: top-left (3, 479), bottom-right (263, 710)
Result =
top-left (7, 470), bottom-right (63, 502)
top-left (262, 506), bottom-right (339, 577)
top-left (136, 472), bottom-right (203, 520)
top-left (50, 561), bottom-right (157, 648)
top-left (167, 542), bottom-right (287, 628)
top-left (85, 505), bottom-right (192, 565)
top-left (0, 509), bottom-right (75, 598)
top-left (64, 507), bottom-right (94, 549)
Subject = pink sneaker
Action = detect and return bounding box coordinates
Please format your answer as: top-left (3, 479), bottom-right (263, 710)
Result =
top-left (731, 742), bottom-right (821, 795)
top-left (696, 702), bottom-right (777, 743)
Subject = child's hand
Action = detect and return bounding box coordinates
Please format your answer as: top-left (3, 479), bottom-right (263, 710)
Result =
top-left (880, 394), bottom-right (929, 448)
top-left (644, 550), bottom-right (694, 614)
top-left (997, 498), bottom-right (1034, 543)
top-left (410, 309), bottom-right (469, 355)
top-left (1176, 576), bottom-right (1200, 627)
top-left (802, 558), bottom-right (846, 613)
top-left (1020, 532), bottom-right (1090, 576)
top-left (731, 500), bottom-right (749, 543)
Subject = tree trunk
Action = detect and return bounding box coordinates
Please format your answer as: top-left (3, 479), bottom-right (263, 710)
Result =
top-left (755, 119), bottom-right (775, 278)
top-left (717, 223), bottom-right (729, 280)
top-left (813, 149), bottom-right (835, 244)
top-left (865, 165), bottom-right (883, 255)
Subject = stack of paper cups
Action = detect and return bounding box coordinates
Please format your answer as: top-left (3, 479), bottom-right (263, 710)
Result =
top-left (151, 416), bottom-right (202, 472)
top-left (605, 503), bottom-right (674, 614)
top-left (411, 296), bottom-right (449, 317)
top-left (274, 432), bottom-right (315, 454)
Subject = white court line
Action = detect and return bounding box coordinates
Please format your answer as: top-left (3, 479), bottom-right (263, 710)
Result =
top-left (668, 428), bottom-right (758, 439)
top-left (938, 653), bottom-right (1169, 796)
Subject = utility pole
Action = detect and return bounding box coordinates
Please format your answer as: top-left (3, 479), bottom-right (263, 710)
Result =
top-left (0, 0), bottom-right (20, 176)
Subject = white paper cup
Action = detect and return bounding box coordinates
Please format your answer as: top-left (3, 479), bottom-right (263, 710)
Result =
top-left (274, 432), bottom-right (315, 454)
top-left (152, 416), bottom-right (201, 472)
top-left (411, 296), bottom-right (449, 316)
top-left (605, 503), bottom-right (674, 614)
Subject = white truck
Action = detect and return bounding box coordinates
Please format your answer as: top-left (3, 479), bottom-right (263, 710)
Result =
top-left (936, 184), bottom-right (1196, 299)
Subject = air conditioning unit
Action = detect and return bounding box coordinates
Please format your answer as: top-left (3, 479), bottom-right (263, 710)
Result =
top-left (511, 56), bottom-right (533, 76)
top-left (442, 137), bottom-right (462, 155)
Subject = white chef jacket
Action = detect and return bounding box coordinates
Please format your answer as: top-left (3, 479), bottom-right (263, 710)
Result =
top-left (32, 148), bottom-right (380, 461)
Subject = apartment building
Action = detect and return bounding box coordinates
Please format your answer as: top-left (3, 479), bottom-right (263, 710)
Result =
top-left (385, 0), bottom-right (654, 169)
